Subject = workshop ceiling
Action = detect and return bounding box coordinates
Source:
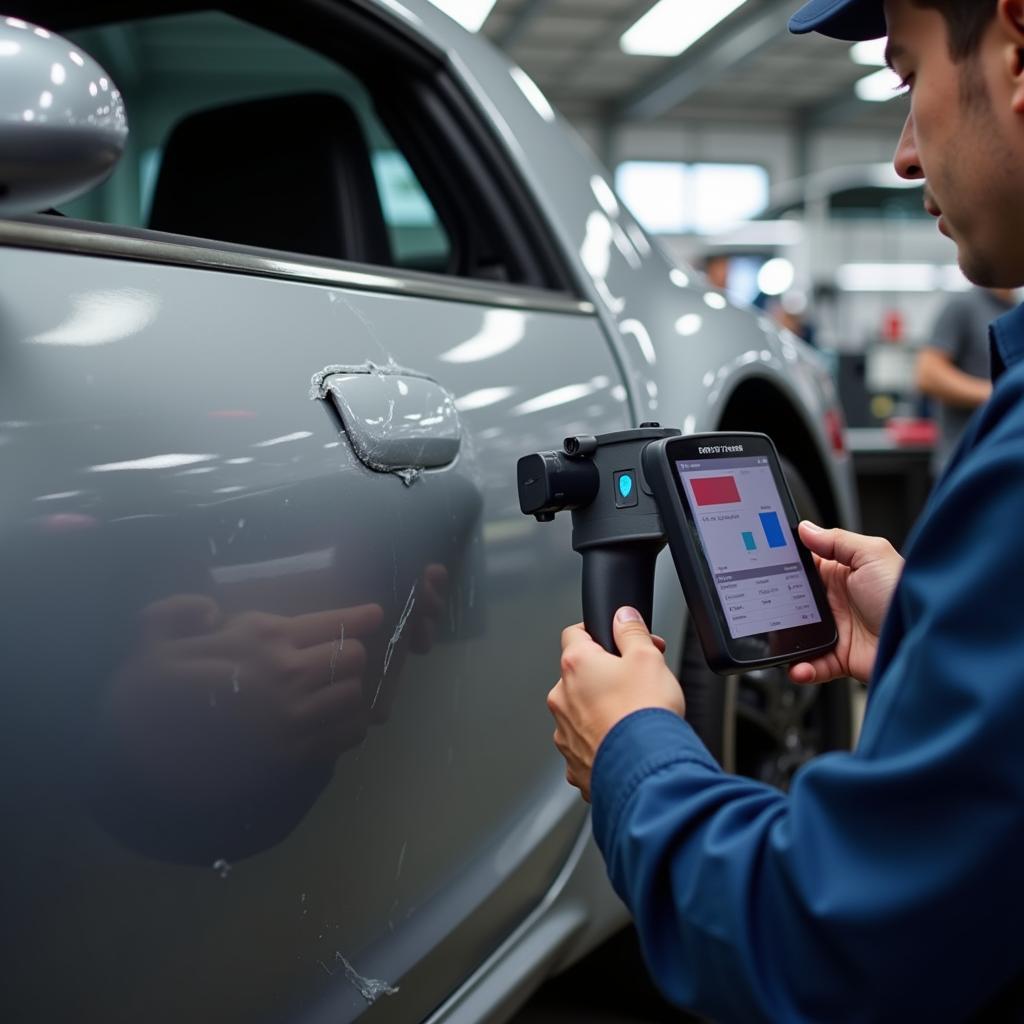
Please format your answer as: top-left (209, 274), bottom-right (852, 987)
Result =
top-left (62, 0), bottom-right (910, 138)
top-left (482, 0), bottom-right (910, 131)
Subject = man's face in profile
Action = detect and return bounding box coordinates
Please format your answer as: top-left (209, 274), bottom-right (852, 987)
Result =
top-left (887, 0), bottom-right (1024, 288)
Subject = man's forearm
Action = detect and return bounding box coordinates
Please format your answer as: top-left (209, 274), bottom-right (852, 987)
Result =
top-left (916, 348), bottom-right (992, 408)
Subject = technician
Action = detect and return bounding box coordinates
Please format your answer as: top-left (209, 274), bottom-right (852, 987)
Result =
top-left (917, 285), bottom-right (1016, 472)
top-left (547, 1), bottom-right (1024, 1020)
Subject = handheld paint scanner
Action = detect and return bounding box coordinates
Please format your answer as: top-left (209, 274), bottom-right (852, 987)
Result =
top-left (517, 424), bottom-right (680, 653)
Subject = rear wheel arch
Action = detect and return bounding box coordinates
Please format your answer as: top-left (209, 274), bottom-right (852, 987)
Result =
top-left (716, 375), bottom-right (840, 528)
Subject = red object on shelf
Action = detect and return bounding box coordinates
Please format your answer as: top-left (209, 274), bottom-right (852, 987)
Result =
top-left (886, 417), bottom-right (938, 446)
top-left (824, 407), bottom-right (847, 455)
top-left (691, 475), bottom-right (742, 506)
top-left (882, 309), bottom-right (905, 342)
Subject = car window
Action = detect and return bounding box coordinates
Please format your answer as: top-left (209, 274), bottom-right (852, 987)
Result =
top-left (61, 11), bottom-right (451, 274)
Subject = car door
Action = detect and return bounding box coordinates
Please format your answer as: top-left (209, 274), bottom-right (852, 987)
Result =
top-left (0, 5), bottom-right (630, 1023)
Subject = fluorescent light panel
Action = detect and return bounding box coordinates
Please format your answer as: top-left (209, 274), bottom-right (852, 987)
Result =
top-left (850, 38), bottom-right (887, 65)
top-left (427, 0), bottom-right (497, 32)
top-left (621, 0), bottom-right (748, 58)
top-left (855, 66), bottom-right (904, 102)
top-left (757, 258), bottom-right (795, 297)
top-left (837, 263), bottom-right (969, 292)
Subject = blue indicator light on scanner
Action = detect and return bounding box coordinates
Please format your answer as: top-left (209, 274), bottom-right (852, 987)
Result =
top-left (619, 474), bottom-right (633, 498)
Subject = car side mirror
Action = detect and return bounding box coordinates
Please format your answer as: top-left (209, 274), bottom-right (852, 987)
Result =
top-left (0, 15), bottom-right (128, 216)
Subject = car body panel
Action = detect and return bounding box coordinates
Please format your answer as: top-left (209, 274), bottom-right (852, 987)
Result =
top-left (0, 240), bottom-right (628, 1022)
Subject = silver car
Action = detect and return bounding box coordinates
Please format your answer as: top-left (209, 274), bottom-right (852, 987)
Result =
top-left (0, 3), bottom-right (857, 1021)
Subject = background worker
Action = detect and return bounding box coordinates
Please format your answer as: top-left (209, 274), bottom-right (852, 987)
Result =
top-left (547, 1), bottom-right (1024, 1020)
top-left (917, 285), bottom-right (1016, 471)
top-left (702, 253), bottom-right (731, 291)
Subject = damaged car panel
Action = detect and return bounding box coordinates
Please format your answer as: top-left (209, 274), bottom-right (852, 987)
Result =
top-left (0, 236), bottom-right (626, 1021)
top-left (313, 363), bottom-right (462, 478)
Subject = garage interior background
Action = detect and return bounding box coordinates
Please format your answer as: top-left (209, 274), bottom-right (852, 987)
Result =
top-left (476, 0), bottom-right (940, 548)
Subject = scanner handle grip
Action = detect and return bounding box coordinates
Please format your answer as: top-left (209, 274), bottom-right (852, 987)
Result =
top-left (581, 544), bottom-right (661, 653)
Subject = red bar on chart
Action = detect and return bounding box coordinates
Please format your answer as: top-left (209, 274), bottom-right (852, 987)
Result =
top-left (691, 475), bottom-right (741, 506)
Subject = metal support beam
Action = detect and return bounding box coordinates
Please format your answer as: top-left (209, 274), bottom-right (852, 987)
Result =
top-left (544, 0), bottom-right (657, 95)
top-left (793, 115), bottom-right (812, 180)
top-left (495, 0), bottom-right (558, 51)
top-left (800, 94), bottom-right (867, 132)
top-left (595, 113), bottom-right (617, 169)
top-left (613, 0), bottom-right (796, 122)
top-left (799, 90), bottom-right (908, 133)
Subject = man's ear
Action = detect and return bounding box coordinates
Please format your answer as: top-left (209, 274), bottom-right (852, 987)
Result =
top-left (998, 0), bottom-right (1024, 112)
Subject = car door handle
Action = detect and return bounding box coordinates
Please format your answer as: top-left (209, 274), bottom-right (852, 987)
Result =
top-left (316, 367), bottom-right (461, 473)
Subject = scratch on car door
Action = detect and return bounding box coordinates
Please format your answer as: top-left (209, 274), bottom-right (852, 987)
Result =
top-left (318, 952), bottom-right (399, 1004)
top-left (372, 582), bottom-right (417, 708)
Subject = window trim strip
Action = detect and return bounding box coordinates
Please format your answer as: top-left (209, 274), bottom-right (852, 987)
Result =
top-left (0, 219), bottom-right (596, 316)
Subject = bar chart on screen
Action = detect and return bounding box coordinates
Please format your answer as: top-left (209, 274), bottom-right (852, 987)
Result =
top-left (758, 511), bottom-right (788, 549)
top-left (677, 456), bottom-right (821, 637)
top-left (684, 469), bottom-right (784, 565)
top-left (690, 474), bottom-right (742, 506)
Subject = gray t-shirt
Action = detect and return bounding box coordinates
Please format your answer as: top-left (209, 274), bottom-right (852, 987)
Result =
top-left (928, 288), bottom-right (1014, 469)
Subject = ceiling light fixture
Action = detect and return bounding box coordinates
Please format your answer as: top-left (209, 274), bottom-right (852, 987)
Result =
top-left (850, 38), bottom-right (887, 65)
top-left (621, 0), bottom-right (748, 58)
top-left (836, 263), bottom-right (969, 292)
top-left (855, 66), bottom-right (905, 102)
top-left (757, 258), bottom-right (796, 297)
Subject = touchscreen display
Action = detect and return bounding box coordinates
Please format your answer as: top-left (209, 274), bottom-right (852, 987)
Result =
top-left (675, 455), bottom-right (822, 639)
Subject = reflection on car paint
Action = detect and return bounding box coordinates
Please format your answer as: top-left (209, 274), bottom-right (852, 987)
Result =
top-left (88, 452), bottom-right (216, 471)
top-left (509, 66), bottom-right (555, 124)
top-left (438, 308), bottom-right (526, 364)
top-left (27, 288), bottom-right (160, 346)
top-left (88, 538), bottom-right (462, 866)
top-left (676, 313), bottom-right (703, 337)
top-left (253, 431), bottom-right (314, 447)
top-left (509, 376), bottom-right (610, 417)
top-left (619, 318), bottom-right (657, 367)
top-left (452, 386), bottom-right (516, 412)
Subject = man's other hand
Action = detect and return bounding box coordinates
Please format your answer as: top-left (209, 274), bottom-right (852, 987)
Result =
top-left (548, 608), bottom-right (684, 802)
top-left (789, 522), bottom-right (904, 687)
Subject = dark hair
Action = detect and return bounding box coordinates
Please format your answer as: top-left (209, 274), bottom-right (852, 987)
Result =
top-left (914, 0), bottom-right (997, 61)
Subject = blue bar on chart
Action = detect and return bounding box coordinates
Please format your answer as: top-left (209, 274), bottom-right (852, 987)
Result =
top-left (742, 531), bottom-right (757, 551)
top-left (758, 511), bottom-right (787, 549)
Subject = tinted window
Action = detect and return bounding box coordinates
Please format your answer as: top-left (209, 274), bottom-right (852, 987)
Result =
top-left (61, 11), bottom-right (451, 273)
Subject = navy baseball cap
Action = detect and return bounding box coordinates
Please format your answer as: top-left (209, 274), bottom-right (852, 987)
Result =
top-left (789, 0), bottom-right (887, 40)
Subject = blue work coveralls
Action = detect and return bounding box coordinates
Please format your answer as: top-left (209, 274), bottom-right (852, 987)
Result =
top-left (591, 304), bottom-right (1024, 1023)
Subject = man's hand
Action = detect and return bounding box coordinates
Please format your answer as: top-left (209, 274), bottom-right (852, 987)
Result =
top-left (789, 522), bottom-right (904, 686)
top-left (548, 608), bottom-right (684, 802)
